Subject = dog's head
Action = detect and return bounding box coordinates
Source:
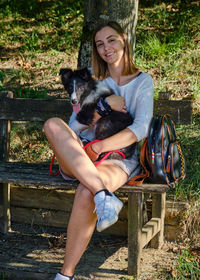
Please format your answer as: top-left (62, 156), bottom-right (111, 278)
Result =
top-left (59, 68), bottom-right (93, 113)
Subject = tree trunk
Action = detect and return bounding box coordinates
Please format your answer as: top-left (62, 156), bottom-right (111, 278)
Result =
top-left (78, 0), bottom-right (139, 68)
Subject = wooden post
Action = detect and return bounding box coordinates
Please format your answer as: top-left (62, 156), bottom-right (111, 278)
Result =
top-left (150, 192), bottom-right (166, 248)
top-left (0, 91), bottom-right (12, 233)
top-left (128, 192), bottom-right (143, 276)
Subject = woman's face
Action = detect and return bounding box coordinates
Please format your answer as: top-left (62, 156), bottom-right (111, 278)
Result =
top-left (95, 26), bottom-right (125, 66)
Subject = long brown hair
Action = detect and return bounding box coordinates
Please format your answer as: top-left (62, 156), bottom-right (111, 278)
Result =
top-left (92, 21), bottom-right (138, 79)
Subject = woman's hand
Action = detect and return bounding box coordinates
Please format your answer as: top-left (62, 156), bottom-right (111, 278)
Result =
top-left (91, 95), bottom-right (126, 126)
top-left (84, 144), bottom-right (99, 162)
top-left (106, 95), bottom-right (126, 112)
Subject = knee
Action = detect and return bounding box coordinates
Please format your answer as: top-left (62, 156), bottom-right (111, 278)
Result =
top-left (75, 184), bottom-right (94, 211)
top-left (43, 117), bottom-right (62, 137)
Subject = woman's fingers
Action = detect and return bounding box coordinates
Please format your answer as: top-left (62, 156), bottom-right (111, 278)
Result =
top-left (106, 95), bottom-right (126, 111)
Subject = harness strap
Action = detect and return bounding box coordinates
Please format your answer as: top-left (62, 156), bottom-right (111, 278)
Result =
top-left (50, 140), bottom-right (126, 176)
top-left (83, 140), bottom-right (126, 166)
top-left (50, 154), bottom-right (60, 176)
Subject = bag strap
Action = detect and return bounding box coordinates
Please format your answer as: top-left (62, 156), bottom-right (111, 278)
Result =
top-left (127, 138), bottom-right (150, 186)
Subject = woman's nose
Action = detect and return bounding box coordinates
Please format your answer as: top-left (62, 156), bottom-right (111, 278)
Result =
top-left (104, 43), bottom-right (109, 51)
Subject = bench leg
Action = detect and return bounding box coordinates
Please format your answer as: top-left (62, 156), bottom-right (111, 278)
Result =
top-left (150, 192), bottom-right (166, 249)
top-left (0, 183), bottom-right (11, 233)
top-left (128, 192), bottom-right (143, 276)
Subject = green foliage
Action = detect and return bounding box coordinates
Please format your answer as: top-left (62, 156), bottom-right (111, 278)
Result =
top-left (0, 70), bottom-right (5, 90)
top-left (16, 87), bottom-right (47, 99)
top-left (0, 273), bottom-right (8, 280)
top-left (167, 115), bottom-right (200, 200)
top-left (170, 247), bottom-right (200, 279)
top-left (10, 122), bottom-right (52, 163)
top-left (0, 0), bottom-right (84, 52)
top-left (136, 1), bottom-right (200, 99)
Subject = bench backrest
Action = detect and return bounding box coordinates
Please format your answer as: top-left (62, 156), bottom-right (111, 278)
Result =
top-left (0, 91), bottom-right (192, 124)
top-left (0, 91), bottom-right (192, 161)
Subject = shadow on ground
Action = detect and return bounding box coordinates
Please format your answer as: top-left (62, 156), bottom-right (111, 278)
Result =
top-left (0, 223), bottom-right (130, 280)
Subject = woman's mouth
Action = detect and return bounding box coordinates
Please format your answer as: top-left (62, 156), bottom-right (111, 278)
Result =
top-left (105, 52), bottom-right (114, 58)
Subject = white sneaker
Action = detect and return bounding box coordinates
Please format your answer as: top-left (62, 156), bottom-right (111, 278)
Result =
top-left (94, 190), bottom-right (123, 232)
top-left (54, 273), bottom-right (74, 280)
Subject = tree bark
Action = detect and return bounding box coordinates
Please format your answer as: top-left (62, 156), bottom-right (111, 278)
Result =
top-left (78, 0), bottom-right (139, 68)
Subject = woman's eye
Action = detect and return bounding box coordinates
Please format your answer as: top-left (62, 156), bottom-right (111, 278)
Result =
top-left (97, 43), bottom-right (103, 48)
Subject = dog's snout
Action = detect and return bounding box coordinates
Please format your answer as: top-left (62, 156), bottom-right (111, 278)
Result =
top-left (71, 99), bottom-right (78, 105)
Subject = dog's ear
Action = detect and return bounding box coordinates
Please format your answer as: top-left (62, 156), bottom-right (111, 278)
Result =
top-left (76, 68), bottom-right (92, 82)
top-left (59, 68), bottom-right (73, 84)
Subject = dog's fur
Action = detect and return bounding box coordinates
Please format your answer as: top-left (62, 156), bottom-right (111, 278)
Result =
top-left (59, 67), bottom-right (136, 159)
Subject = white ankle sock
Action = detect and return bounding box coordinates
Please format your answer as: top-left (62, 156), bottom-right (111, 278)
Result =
top-left (54, 272), bottom-right (74, 280)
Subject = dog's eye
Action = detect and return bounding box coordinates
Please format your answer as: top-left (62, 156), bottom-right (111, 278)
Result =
top-left (68, 85), bottom-right (73, 92)
top-left (78, 85), bottom-right (84, 90)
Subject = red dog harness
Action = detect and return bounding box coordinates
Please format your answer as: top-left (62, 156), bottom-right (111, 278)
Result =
top-left (50, 140), bottom-right (126, 176)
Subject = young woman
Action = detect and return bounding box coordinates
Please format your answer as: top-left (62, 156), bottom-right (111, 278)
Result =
top-left (44, 21), bottom-right (154, 280)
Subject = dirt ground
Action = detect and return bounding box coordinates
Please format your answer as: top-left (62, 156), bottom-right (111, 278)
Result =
top-left (0, 222), bottom-right (178, 280)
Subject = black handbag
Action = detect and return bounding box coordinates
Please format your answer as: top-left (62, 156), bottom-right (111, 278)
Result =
top-left (147, 114), bottom-right (186, 186)
top-left (128, 114), bottom-right (186, 187)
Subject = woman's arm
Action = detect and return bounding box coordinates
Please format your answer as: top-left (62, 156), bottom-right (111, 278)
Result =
top-left (92, 127), bottom-right (138, 154)
top-left (92, 74), bottom-right (154, 154)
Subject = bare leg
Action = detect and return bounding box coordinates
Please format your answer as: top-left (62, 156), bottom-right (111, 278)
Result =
top-left (44, 118), bottom-right (129, 277)
top-left (60, 161), bottom-right (128, 276)
top-left (44, 117), bottom-right (105, 194)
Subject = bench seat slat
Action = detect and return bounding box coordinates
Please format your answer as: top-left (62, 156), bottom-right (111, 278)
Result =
top-left (0, 161), bottom-right (169, 193)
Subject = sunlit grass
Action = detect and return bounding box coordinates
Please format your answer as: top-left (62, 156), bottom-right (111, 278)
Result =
top-left (170, 247), bottom-right (200, 279)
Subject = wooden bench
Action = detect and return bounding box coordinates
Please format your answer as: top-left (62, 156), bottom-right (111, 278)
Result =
top-left (0, 91), bottom-right (192, 276)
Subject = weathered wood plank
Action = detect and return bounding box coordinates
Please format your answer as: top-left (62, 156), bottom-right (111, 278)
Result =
top-left (0, 92), bottom-right (12, 233)
top-left (154, 100), bottom-right (192, 124)
top-left (11, 206), bottom-right (128, 235)
top-left (120, 184), bottom-right (169, 193)
top-left (150, 193), bottom-right (166, 249)
top-left (10, 186), bottom-right (190, 240)
top-left (0, 94), bottom-right (72, 122)
top-left (10, 186), bottom-right (128, 220)
top-left (141, 218), bottom-right (161, 248)
top-left (0, 183), bottom-right (11, 233)
top-left (0, 92), bottom-right (192, 124)
top-left (0, 205), bottom-right (3, 217)
top-left (0, 162), bottom-right (170, 193)
top-left (128, 192), bottom-right (143, 276)
top-left (0, 92), bottom-right (12, 160)
top-left (11, 187), bottom-right (75, 211)
top-left (11, 206), bottom-right (71, 228)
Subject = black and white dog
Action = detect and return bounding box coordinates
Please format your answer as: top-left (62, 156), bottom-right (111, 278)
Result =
top-left (59, 67), bottom-right (136, 159)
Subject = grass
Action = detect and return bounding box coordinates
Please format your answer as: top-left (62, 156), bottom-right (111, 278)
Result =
top-left (10, 122), bottom-right (52, 163)
top-left (16, 87), bottom-right (47, 98)
top-left (167, 115), bottom-right (200, 200)
top-left (0, 0), bottom-right (84, 94)
top-left (170, 247), bottom-right (200, 279)
top-left (0, 273), bottom-right (7, 280)
top-left (0, 0), bottom-right (83, 52)
top-left (135, 1), bottom-right (200, 100)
